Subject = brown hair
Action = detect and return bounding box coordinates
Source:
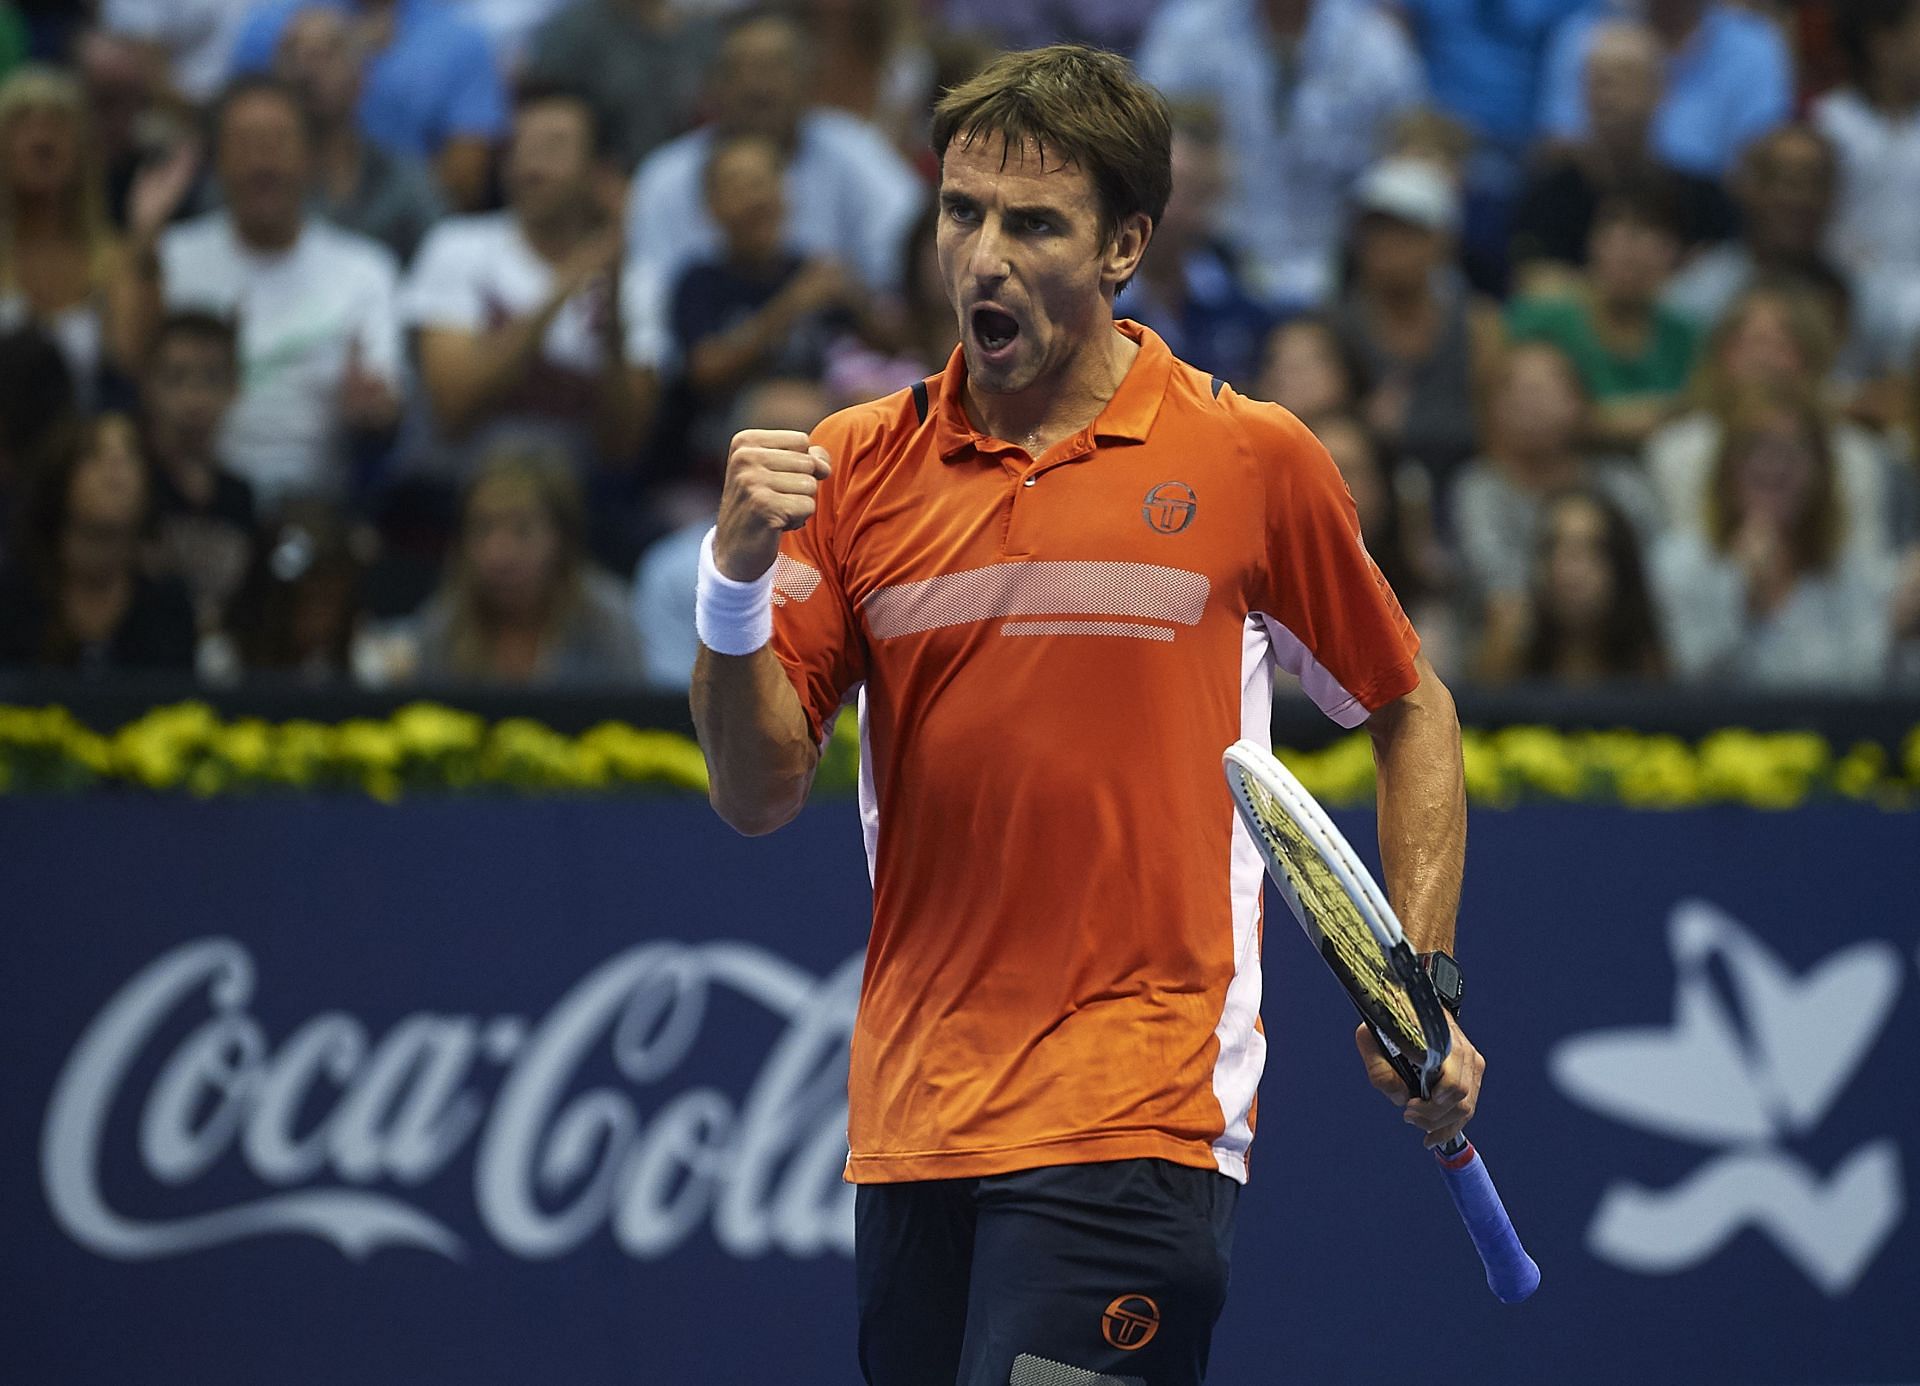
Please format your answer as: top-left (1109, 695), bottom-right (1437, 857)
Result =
top-left (0, 66), bottom-right (117, 296)
top-left (1693, 281), bottom-right (1837, 415)
top-left (15, 412), bottom-right (154, 585)
top-left (1520, 486), bottom-right (1666, 682)
top-left (444, 442), bottom-right (587, 676)
top-left (1707, 392), bottom-right (1845, 574)
top-left (931, 44), bottom-right (1172, 243)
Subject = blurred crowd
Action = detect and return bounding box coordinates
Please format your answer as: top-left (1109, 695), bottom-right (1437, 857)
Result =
top-left (0, 0), bottom-right (1916, 694)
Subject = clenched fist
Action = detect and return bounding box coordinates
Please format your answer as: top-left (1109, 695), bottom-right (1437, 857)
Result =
top-left (713, 430), bottom-right (833, 582)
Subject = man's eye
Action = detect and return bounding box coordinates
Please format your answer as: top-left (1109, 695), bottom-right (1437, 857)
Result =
top-left (1022, 216), bottom-right (1050, 233)
top-left (947, 203), bottom-right (978, 224)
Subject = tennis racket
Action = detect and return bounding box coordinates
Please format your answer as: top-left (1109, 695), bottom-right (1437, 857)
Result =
top-left (1223, 739), bottom-right (1541, 1304)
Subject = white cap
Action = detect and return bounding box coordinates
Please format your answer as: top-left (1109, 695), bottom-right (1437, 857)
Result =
top-left (1351, 157), bottom-right (1461, 237)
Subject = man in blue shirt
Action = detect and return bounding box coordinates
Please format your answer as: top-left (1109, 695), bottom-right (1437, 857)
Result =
top-left (1537, 0), bottom-right (1792, 178)
top-left (229, 0), bottom-right (508, 209)
top-left (1396, 0), bottom-right (1596, 173)
top-left (1116, 102), bottom-right (1274, 389)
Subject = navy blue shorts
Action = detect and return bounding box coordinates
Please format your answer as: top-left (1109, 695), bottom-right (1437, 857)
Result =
top-left (855, 1158), bottom-right (1240, 1386)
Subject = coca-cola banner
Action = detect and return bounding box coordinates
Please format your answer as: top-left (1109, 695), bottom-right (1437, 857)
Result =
top-left (3, 797), bottom-right (1915, 1384)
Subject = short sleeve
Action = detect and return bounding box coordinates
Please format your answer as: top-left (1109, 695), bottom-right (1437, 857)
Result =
top-left (1245, 401), bottom-right (1420, 726)
top-left (400, 225), bottom-right (483, 332)
top-left (767, 415), bottom-right (870, 743)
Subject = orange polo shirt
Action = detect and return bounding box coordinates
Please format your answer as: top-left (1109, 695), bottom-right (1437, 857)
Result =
top-left (770, 321), bottom-right (1420, 1185)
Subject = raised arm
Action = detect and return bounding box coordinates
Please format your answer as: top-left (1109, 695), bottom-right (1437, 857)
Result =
top-left (690, 429), bottom-right (835, 835)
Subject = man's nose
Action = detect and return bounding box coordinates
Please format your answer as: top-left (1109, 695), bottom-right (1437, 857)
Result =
top-left (967, 217), bottom-right (1011, 284)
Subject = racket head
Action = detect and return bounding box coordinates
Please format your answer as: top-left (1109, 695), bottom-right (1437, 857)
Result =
top-left (1223, 739), bottom-right (1451, 1096)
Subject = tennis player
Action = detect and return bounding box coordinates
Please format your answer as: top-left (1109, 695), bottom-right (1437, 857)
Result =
top-left (692, 45), bottom-right (1481, 1386)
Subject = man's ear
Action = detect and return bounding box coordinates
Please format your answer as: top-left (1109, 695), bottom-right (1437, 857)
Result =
top-left (1102, 211), bottom-right (1154, 293)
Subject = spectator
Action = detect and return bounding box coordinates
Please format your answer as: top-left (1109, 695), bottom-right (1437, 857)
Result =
top-left (1537, 0), bottom-right (1793, 180)
top-left (230, 0), bottom-right (509, 211)
top-left (228, 497), bottom-right (368, 677)
top-left (98, 0), bottom-right (252, 105)
top-left (1645, 283), bottom-right (1900, 567)
top-left (626, 9), bottom-right (924, 298)
top-left (1815, 1), bottom-right (1920, 282)
top-left (1507, 180), bottom-right (1699, 449)
top-left (0, 321), bottom-right (73, 558)
top-left (140, 311), bottom-right (255, 637)
top-left (0, 412), bottom-right (197, 673)
top-left (1662, 124), bottom-right (1839, 326)
top-left (365, 441), bottom-right (645, 684)
top-left (1331, 156), bottom-right (1503, 485)
top-left (275, 5), bottom-right (445, 264)
top-left (1660, 121), bottom-right (1916, 405)
top-left (1138, 0), bottom-right (1427, 308)
top-left (1117, 102), bottom-right (1274, 390)
top-left (0, 66), bottom-right (137, 401)
top-left (1254, 311), bottom-right (1369, 422)
top-left (1452, 339), bottom-right (1660, 612)
top-left (670, 132), bottom-right (870, 446)
top-left (1312, 410), bottom-right (1456, 669)
top-left (1509, 20), bottom-right (1735, 285)
top-left (823, 202), bottom-right (958, 406)
top-left (631, 375), bottom-right (830, 691)
top-left (402, 84), bottom-right (662, 471)
top-left (798, 0), bottom-right (934, 154)
top-left (1652, 395), bottom-right (1896, 689)
top-left (521, 0), bottom-right (720, 173)
top-left (75, 27), bottom-right (177, 233)
top-left (1392, 0), bottom-right (1592, 183)
top-left (137, 76), bottom-right (404, 510)
top-left (1478, 485), bottom-right (1667, 683)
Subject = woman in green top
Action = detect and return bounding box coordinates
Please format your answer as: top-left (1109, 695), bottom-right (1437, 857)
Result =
top-left (1506, 181), bottom-right (1701, 452)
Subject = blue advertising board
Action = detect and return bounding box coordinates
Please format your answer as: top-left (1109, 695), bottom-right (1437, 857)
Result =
top-left (2, 796), bottom-right (1915, 1384)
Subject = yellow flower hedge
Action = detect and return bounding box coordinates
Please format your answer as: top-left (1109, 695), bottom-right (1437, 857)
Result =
top-left (1, 703), bottom-right (1915, 809)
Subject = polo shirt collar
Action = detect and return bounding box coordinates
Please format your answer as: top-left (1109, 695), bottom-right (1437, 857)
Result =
top-left (933, 318), bottom-right (1174, 462)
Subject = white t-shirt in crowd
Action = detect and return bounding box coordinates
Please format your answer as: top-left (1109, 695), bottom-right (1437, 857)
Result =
top-left (625, 111), bottom-right (924, 297)
top-left (101, 0), bottom-right (253, 103)
top-left (401, 210), bottom-right (668, 412)
top-left (160, 212), bottom-right (404, 506)
top-left (1813, 89), bottom-right (1920, 283)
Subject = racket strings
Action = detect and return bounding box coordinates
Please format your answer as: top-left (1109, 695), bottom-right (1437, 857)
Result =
top-left (1236, 770), bottom-right (1427, 1050)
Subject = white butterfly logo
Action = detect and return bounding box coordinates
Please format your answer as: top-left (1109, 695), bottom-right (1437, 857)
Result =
top-left (1549, 900), bottom-right (1906, 1296)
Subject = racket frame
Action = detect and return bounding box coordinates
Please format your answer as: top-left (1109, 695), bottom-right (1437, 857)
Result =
top-left (1223, 740), bottom-right (1454, 1105)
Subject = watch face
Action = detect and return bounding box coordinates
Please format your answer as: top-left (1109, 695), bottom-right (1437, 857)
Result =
top-left (1426, 952), bottom-right (1462, 1006)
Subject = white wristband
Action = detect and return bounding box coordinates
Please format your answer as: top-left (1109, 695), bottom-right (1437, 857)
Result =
top-left (695, 527), bottom-right (776, 656)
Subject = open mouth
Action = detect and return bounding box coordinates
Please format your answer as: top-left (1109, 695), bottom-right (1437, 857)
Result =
top-left (971, 306), bottom-right (1020, 356)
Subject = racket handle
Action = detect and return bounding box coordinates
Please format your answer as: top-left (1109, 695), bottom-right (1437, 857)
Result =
top-left (1432, 1138), bottom-right (1541, 1304)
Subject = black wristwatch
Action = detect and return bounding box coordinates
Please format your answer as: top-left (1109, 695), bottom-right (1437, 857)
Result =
top-left (1420, 950), bottom-right (1464, 1017)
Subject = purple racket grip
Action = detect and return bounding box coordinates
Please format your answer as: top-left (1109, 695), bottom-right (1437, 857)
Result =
top-left (1433, 1139), bottom-right (1541, 1303)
